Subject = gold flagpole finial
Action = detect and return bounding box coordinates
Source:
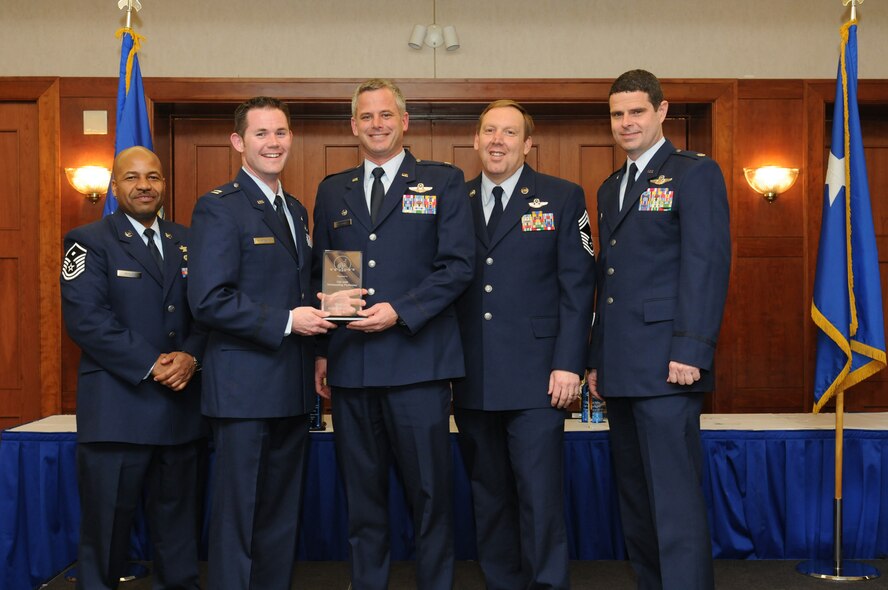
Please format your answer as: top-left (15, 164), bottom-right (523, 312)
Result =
top-left (118, 0), bottom-right (143, 30)
top-left (842, 0), bottom-right (862, 22)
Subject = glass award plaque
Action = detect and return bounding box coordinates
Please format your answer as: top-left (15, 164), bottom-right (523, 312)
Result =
top-left (321, 250), bottom-right (363, 322)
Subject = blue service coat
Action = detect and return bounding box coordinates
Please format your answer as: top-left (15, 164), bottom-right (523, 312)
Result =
top-left (312, 150), bottom-right (475, 388)
top-left (588, 139), bottom-right (731, 396)
top-left (187, 170), bottom-right (315, 418)
top-left (453, 165), bottom-right (596, 410)
top-left (60, 211), bottom-right (206, 445)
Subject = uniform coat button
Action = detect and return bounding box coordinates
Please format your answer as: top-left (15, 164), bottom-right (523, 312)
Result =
top-left (367, 288), bottom-right (376, 296)
top-left (609, 239), bottom-right (617, 246)
top-left (167, 304), bottom-right (176, 312)
top-left (369, 233), bottom-right (377, 241)
top-left (606, 297), bottom-right (614, 305)
top-left (483, 312), bottom-right (493, 320)
top-left (607, 268), bottom-right (615, 275)
top-left (485, 257), bottom-right (494, 265)
top-left (368, 260), bottom-right (376, 268)
top-left (168, 330), bottom-right (176, 338)
top-left (484, 285), bottom-right (493, 293)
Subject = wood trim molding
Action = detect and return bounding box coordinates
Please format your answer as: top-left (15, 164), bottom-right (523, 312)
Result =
top-left (38, 80), bottom-right (62, 416)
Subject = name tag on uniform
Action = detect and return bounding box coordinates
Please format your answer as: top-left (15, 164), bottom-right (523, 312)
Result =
top-left (116, 270), bottom-right (141, 278)
top-left (333, 219), bottom-right (353, 228)
top-left (253, 236), bottom-right (275, 245)
top-left (402, 194), bottom-right (437, 214)
top-left (521, 211), bottom-right (555, 231)
top-left (638, 188), bottom-right (674, 211)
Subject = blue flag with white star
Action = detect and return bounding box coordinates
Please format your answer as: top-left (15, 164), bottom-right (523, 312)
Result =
top-left (811, 21), bottom-right (885, 412)
top-left (103, 28), bottom-right (154, 216)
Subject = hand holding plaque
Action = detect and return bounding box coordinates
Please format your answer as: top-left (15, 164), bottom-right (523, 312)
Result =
top-left (321, 250), bottom-right (364, 322)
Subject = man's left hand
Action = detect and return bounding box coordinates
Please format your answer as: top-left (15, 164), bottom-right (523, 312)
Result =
top-left (347, 302), bottom-right (398, 333)
top-left (153, 351), bottom-right (197, 391)
top-left (548, 369), bottom-right (581, 409)
top-left (667, 361), bottom-right (701, 385)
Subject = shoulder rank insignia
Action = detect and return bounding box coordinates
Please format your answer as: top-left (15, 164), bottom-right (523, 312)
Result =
top-left (179, 245), bottom-right (188, 253)
top-left (257, 199), bottom-right (265, 205)
top-left (164, 232), bottom-right (172, 240)
top-left (62, 243), bottom-right (87, 281)
top-left (351, 177), bottom-right (359, 183)
top-left (401, 172), bottom-right (409, 178)
top-left (650, 175), bottom-right (672, 185)
top-left (529, 198), bottom-right (549, 208)
top-left (409, 183), bottom-right (433, 193)
top-left (520, 187), bottom-right (529, 195)
top-left (697, 153), bottom-right (707, 157)
top-left (211, 189), bottom-right (223, 194)
top-left (233, 182), bottom-right (240, 188)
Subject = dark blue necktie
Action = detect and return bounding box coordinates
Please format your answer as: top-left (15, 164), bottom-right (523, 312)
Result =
top-left (621, 162), bottom-right (638, 211)
top-left (487, 186), bottom-right (504, 238)
top-left (275, 195), bottom-right (297, 251)
top-left (370, 167), bottom-right (385, 224)
top-left (143, 228), bottom-right (163, 276)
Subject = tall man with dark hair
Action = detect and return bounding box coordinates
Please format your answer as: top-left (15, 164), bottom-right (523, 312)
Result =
top-left (588, 70), bottom-right (731, 590)
top-left (188, 96), bottom-right (335, 589)
top-left (312, 78), bottom-right (474, 590)
top-left (453, 100), bottom-right (596, 590)
top-left (61, 146), bottom-right (205, 589)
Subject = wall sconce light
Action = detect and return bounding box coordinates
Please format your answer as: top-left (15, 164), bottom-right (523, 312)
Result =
top-left (408, 24), bottom-right (459, 51)
top-left (66, 166), bottom-right (112, 204)
top-left (743, 166), bottom-right (799, 203)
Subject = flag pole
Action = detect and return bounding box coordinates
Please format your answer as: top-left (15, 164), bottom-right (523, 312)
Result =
top-left (798, 2), bottom-right (878, 580)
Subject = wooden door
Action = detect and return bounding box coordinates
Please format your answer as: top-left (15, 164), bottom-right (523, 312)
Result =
top-left (0, 103), bottom-right (40, 428)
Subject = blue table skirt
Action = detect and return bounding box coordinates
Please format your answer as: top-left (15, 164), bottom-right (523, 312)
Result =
top-left (2, 428), bottom-right (886, 589)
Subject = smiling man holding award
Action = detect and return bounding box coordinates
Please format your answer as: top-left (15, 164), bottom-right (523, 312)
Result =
top-left (312, 78), bottom-right (474, 590)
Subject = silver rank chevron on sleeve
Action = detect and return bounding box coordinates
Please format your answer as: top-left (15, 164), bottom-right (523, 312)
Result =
top-left (578, 211), bottom-right (594, 257)
top-left (62, 243), bottom-right (88, 281)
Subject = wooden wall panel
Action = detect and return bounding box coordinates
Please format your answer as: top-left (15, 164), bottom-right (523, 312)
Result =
top-left (865, 146), bottom-right (888, 235)
top-left (735, 97), bottom-right (804, 238)
top-left (732, 257), bottom-right (805, 391)
top-left (727, 81), bottom-right (808, 412)
top-left (172, 118), bottom-right (240, 226)
top-left (431, 120), bottom-right (479, 179)
top-left (0, 102), bottom-right (41, 428)
top-left (0, 260), bottom-right (19, 390)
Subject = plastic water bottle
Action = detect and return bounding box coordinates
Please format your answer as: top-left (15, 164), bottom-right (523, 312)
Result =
top-left (309, 394), bottom-right (326, 431)
top-left (591, 397), bottom-right (606, 423)
top-left (580, 381), bottom-right (590, 423)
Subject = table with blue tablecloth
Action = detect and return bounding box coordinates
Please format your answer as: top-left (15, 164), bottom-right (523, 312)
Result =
top-left (2, 413), bottom-right (886, 589)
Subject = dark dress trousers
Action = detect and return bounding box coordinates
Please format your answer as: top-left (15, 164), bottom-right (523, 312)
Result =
top-left (312, 151), bottom-right (474, 590)
top-left (589, 140), bottom-right (731, 590)
top-left (60, 210), bottom-right (206, 590)
top-left (188, 169), bottom-right (315, 590)
top-left (453, 166), bottom-right (596, 590)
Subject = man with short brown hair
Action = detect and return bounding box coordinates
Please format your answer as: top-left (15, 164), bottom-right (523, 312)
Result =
top-left (454, 100), bottom-right (596, 589)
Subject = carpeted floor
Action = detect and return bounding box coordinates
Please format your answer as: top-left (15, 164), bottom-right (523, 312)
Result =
top-left (40, 559), bottom-right (888, 589)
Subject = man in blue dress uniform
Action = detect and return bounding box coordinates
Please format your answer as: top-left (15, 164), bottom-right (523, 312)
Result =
top-left (61, 146), bottom-right (206, 589)
top-left (453, 100), bottom-right (596, 590)
top-left (588, 70), bottom-right (731, 590)
top-left (312, 79), bottom-right (475, 590)
top-left (188, 97), bottom-right (336, 589)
